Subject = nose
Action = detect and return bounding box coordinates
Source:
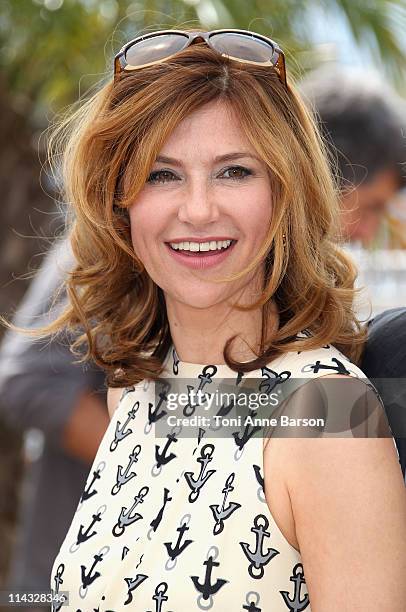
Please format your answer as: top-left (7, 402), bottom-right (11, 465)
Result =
top-left (177, 180), bottom-right (220, 226)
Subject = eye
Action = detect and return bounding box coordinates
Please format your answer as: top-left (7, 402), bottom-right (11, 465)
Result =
top-left (220, 165), bottom-right (253, 180)
top-left (147, 169), bottom-right (179, 184)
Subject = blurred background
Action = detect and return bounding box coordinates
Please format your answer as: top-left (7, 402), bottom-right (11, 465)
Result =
top-left (0, 0), bottom-right (405, 606)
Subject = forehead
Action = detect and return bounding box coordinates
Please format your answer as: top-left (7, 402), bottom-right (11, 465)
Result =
top-left (158, 99), bottom-right (255, 157)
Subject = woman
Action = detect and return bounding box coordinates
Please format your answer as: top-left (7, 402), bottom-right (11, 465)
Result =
top-left (40, 28), bottom-right (405, 610)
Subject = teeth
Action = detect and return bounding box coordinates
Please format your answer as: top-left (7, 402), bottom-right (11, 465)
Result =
top-left (169, 240), bottom-right (233, 252)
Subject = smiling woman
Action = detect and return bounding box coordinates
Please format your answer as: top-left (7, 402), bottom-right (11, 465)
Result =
top-left (6, 25), bottom-right (405, 612)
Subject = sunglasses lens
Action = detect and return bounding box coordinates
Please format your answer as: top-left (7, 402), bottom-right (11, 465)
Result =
top-left (209, 32), bottom-right (274, 63)
top-left (125, 33), bottom-right (189, 67)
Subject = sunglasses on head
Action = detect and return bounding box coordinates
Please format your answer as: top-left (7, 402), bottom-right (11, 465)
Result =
top-left (114, 28), bottom-right (287, 88)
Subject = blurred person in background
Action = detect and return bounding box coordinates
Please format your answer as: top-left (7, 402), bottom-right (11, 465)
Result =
top-left (0, 239), bottom-right (108, 610)
top-left (299, 65), bottom-right (406, 246)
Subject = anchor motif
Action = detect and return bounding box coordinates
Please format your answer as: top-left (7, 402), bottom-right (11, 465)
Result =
top-left (232, 415), bottom-right (262, 451)
top-left (192, 427), bottom-right (206, 454)
top-left (76, 509), bottom-right (103, 545)
top-left (81, 461), bottom-right (105, 502)
top-left (150, 487), bottom-right (172, 533)
top-left (122, 546), bottom-right (129, 560)
top-left (155, 432), bottom-right (178, 469)
top-left (240, 514), bottom-right (280, 579)
top-left (51, 563), bottom-right (64, 612)
top-left (253, 464), bottom-right (264, 493)
top-left (164, 514), bottom-right (193, 569)
top-left (259, 366), bottom-right (291, 395)
top-left (242, 590), bottom-right (262, 612)
top-left (80, 546), bottom-right (109, 595)
top-left (183, 365), bottom-right (217, 416)
top-left (302, 357), bottom-right (350, 376)
top-left (280, 563), bottom-right (309, 611)
top-left (112, 486), bottom-right (149, 537)
top-left (184, 443), bottom-right (216, 503)
top-left (111, 445), bottom-right (141, 495)
top-left (110, 402), bottom-right (139, 451)
top-left (124, 574), bottom-right (148, 605)
top-left (146, 581), bottom-right (170, 612)
top-left (172, 347), bottom-right (180, 375)
top-left (209, 473), bottom-right (241, 535)
top-left (190, 546), bottom-right (228, 607)
top-left (148, 379), bottom-right (171, 424)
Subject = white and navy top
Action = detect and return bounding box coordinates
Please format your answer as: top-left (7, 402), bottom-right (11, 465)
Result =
top-left (50, 336), bottom-right (379, 611)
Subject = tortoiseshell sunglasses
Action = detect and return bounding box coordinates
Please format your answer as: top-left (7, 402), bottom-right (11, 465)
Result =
top-left (114, 28), bottom-right (287, 87)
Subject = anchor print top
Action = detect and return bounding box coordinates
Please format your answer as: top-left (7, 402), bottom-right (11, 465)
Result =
top-left (50, 333), bottom-right (387, 612)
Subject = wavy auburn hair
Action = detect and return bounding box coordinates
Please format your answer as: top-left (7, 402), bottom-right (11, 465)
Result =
top-left (27, 34), bottom-right (366, 386)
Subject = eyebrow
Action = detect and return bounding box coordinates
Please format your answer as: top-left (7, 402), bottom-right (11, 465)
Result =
top-left (154, 152), bottom-right (262, 166)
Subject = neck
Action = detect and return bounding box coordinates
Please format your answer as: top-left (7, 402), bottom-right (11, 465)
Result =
top-left (165, 288), bottom-right (279, 366)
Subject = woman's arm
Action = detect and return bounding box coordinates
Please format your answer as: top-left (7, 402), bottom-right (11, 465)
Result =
top-left (283, 422), bottom-right (406, 610)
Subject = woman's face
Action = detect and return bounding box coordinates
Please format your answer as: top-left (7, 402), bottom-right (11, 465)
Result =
top-left (128, 99), bottom-right (273, 310)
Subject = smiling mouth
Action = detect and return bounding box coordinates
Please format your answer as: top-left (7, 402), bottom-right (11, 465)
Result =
top-left (166, 239), bottom-right (237, 255)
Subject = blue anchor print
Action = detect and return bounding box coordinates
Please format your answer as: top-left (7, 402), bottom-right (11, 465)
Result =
top-left (112, 485), bottom-right (149, 537)
top-left (240, 514), bottom-right (280, 579)
top-left (259, 366), bottom-right (291, 395)
top-left (190, 546), bottom-right (228, 609)
top-left (124, 574), bottom-right (148, 605)
top-left (183, 365), bottom-right (217, 417)
top-left (280, 563), bottom-right (310, 611)
top-left (146, 581), bottom-right (171, 612)
top-left (110, 402), bottom-right (139, 452)
top-left (184, 443), bottom-right (216, 503)
top-left (209, 473), bottom-right (241, 535)
top-left (51, 563), bottom-right (64, 612)
top-left (111, 444), bottom-right (141, 495)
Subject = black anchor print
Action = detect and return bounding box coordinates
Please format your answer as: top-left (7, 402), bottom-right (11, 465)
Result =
top-left (111, 445), bottom-right (141, 495)
top-left (112, 486), bottom-right (149, 537)
top-left (121, 546), bottom-right (129, 560)
top-left (183, 365), bottom-right (217, 416)
top-left (209, 472), bottom-right (241, 535)
top-left (253, 464), bottom-right (264, 494)
top-left (124, 574), bottom-right (148, 605)
top-left (148, 379), bottom-right (171, 424)
top-left (164, 514), bottom-right (193, 568)
top-left (81, 461), bottom-right (105, 502)
top-left (302, 357), bottom-right (351, 376)
top-left (232, 414), bottom-right (262, 451)
top-left (76, 510), bottom-right (103, 545)
top-left (80, 547), bottom-right (109, 594)
top-left (172, 348), bottom-right (180, 375)
top-left (150, 487), bottom-right (173, 533)
top-left (110, 402), bottom-right (139, 452)
top-left (279, 563), bottom-right (309, 611)
top-left (184, 443), bottom-right (216, 502)
top-left (240, 514), bottom-right (280, 579)
top-left (242, 590), bottom-right (262, 611)
top-left (190, 547), bottom-right (228, 607)
top-left (155, 432), bottom-right (178, 469)
top-left (192, 427), bottom-right (206, 455)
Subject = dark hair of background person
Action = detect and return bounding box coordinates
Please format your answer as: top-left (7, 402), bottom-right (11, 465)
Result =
top-left (299, 65), bottom-right (406, 189)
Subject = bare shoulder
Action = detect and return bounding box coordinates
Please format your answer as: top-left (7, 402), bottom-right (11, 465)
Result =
top-left (107, 387), bottom-right (125, 419)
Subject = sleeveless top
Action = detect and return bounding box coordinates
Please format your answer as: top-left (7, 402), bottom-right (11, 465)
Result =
top-left (50, 337), bottom-right (376, 611)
